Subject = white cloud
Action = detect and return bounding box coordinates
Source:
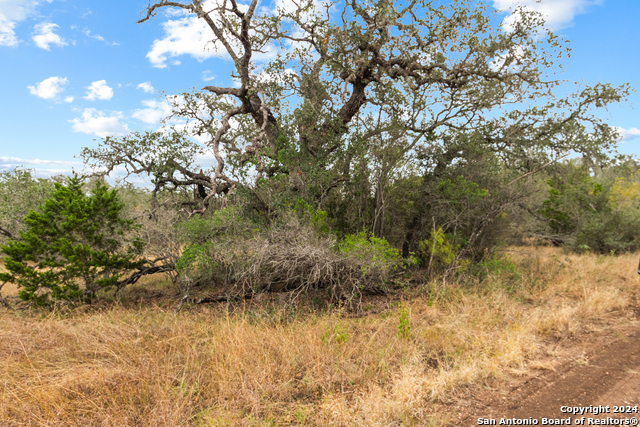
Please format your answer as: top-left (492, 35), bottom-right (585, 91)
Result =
top-left (0, 155), bottom-right (80, 178)
top-left (274, 0), bottom-right (299, 14)
top-left (273, 0), bottom-right (319, 15)
top-left (0, 0), bottom-right (54, 46)
top-left (170, 121), bottom-right (217, 145)
top-left (63, 96), bottom-right (74, 103)
top-left (0, 20), bottom-right (18, 46)
top-left (69, 108), bottom-right (129, 137)
top-left (0, 156), bottom-right (81, 167)
top-left (137, 81), bottom-right (154, 93)
top-left (80, 27), bottom-right (118, 45)
top-left (202, 70), bottom-right (215, 82)
top-left (146, 0), bottom-right (277, 68)
top-left (164, 8), bottom-right (189, 17)
top-left (84, 80), bottom-right (114, 101)
top-left (146, 94), bottom-right (225, 145)
top-left (27, 76), bottom-right (68, 100)
top-left (615, 127), bottom-right (640, 142)
top-left (493, 0), bottom-right (603, 31)
top-left (132, 99), bottom-right (173, 124)
top-left (82, 28), bottom-right (103, 41)
top-left (0, 165), bottom-right (77, 177)
top-left (146, 13), bottom-right (225, 68)
top-left (32, 22), bottom-right (66, 50)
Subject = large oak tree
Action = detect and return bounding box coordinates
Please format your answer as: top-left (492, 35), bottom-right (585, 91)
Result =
top-left (84, 0), bottom-right (628, 247)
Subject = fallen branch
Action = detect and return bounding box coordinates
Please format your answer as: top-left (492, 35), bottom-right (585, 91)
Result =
top-left (115, 261), bottom-right (176, 293)
top-left (0, 225), bottom-right (13, 239)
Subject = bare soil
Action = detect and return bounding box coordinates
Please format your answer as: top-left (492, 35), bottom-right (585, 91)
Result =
top-left (451, 314), bottom-right (640, 426)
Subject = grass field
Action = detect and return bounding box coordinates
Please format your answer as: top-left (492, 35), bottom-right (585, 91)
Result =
top-left (1, 247), bottom-right (639, 426)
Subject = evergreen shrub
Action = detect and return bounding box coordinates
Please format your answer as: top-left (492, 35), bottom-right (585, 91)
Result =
top-left (0, 175), bottom-right (145, 305)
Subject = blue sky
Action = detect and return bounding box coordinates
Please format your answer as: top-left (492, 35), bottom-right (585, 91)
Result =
top-left (0, 0), bottom-right (638, 177)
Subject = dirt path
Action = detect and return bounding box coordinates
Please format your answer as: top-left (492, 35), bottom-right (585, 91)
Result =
top-left (452, 320), bottom-right (640, 426)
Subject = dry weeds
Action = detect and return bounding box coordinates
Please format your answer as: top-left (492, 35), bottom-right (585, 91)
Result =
top-left (1, 248), bottom-right (638, 426)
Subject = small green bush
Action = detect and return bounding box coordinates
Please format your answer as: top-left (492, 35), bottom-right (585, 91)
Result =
top-left (418, 227), bottom-right (460, 274)
top-left (398, 304), bottom-right (411, 339)
top-left (338, 231), bottom-right (404, 275)
top-left (472, 254), bottom-right (519, 283)
top-left (0, 175), bottom-right (145, 305)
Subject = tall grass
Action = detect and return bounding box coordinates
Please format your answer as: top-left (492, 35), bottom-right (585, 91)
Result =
top-left (1, 248), bottom-right (638, 426)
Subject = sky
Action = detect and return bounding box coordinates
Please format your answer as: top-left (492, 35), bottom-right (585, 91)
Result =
top-left (0, 0), bottom-right (639, 177)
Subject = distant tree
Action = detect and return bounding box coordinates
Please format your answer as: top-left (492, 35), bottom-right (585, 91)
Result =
top-left (0, 168), bottom-right (55, 243)
top-left (0, 175), bottom-right (167, 306)
top-left (538, 160), bottom-right (640, 254)
top-left (80, 130), bottom-right (212, 212)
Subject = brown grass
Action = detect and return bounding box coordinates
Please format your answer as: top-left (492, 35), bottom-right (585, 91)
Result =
top-left (1, 247), bottom-right (639, 426)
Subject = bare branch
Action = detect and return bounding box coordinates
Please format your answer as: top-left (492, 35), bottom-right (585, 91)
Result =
top-left (137, 1), bottom-right (195, 23)
top-left (0, 225), bottom-right (12, 239)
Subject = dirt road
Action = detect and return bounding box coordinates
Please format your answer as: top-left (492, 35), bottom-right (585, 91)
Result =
top-left (454, 320), bottom-right (640, 426)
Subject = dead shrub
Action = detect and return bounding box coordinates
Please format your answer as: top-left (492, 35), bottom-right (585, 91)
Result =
top-left (178, 214), bottom-right (394, 302)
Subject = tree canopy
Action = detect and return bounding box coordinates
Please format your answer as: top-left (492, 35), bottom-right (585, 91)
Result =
top-left (82, 0), bottom-right (628, 256)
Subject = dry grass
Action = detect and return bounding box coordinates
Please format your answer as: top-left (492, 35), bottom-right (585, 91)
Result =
top-left (1, 247), bottom-right (639, 426)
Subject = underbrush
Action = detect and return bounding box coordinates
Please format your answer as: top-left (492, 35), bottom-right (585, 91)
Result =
top-left (176, 211), bottom-right (404, 303)
top-left (1, 248), bottom-right (638, 426)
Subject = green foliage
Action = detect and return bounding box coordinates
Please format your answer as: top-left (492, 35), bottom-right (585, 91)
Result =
top-left (472, 255), bottom-right (520, 283)
top-left (437, 176), bottom-right (490, 207)
top-left (540, 165), bottom-right (602, 236)
top-left (175, 206), bottom-right (257, 284)
top-left (572, 209), bottom-right (640, 254)
top-left (174, 210), bottom-right (398, 301)
top-left (0, 175), bottom-right (145, 305)
top-left (323, 314), bottom-right (349, 345)
top-left (77, 0), bottom-right (631, 301)
top-left (609, 171), bottom-right (640, 209)
top-left (539, 161), bottom-right (640, 254)
top-left (0, 168), bottom-right (56, 243)
top-left (413, 142), bottom-right (514, 266)
top-left (333, 320), bottom-right (349, 345)
top-left (174, 243), bottom-right (209, 278)
top-left (338, 231), bottom-right (404, 274)
top-left (292, 200), bottom-right (330, 234)
top-left (80, 130), bottom-right (205, 187)
top-left (418, 228), bottom-right (460, 273)
top-left (178, 206), bottom-right (255, 244)
top-left (398, 305), bottom-right (411, 339)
